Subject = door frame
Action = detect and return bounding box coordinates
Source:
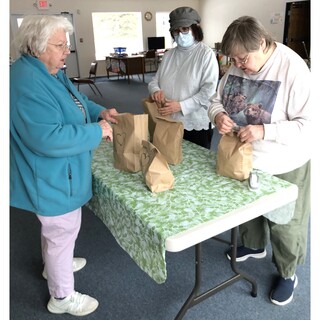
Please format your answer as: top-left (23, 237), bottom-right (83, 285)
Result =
top-left (283, 0), bottom-right (310, 60)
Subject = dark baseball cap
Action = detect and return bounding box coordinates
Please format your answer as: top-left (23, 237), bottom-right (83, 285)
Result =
top-left (169, 7), bottom-right (201, 31)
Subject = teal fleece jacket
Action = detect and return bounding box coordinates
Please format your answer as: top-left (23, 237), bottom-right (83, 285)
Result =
top-left (10, 55), bottom-right (105, 216)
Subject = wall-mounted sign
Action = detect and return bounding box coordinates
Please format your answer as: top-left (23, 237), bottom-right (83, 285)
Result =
top-left (36, 0), bottom-right (50, 10)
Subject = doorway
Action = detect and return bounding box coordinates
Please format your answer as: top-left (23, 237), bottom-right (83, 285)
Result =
top-left (283, 1), bottom-right (310, 63)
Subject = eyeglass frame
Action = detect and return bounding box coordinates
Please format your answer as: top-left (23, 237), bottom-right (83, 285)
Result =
top-left (172, 26), bottom-right (191, 36)
top-left (47, 42), bottom-right (72, 51)
top-left (230, 53), bottom-right (250, 66)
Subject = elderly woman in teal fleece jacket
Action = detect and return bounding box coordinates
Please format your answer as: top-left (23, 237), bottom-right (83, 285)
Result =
top-left (10, 15), bottom-right (118, 316)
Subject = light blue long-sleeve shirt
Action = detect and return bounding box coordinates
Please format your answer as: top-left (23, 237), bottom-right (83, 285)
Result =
top-left (10, 55), bottom-right (105, 216)
top-left (148, 41), bottom-right (219, 130)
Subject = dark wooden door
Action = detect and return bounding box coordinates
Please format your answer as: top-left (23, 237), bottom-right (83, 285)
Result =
top-left (283, 1), bottom-right (310, 60)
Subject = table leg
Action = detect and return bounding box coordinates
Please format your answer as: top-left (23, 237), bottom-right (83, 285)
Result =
top-left (229, 228), bottom-right (257, 298)
top-left (174, 227), bottom-right (257, 320)
top-left (174, 243), bottom-right (203, 320)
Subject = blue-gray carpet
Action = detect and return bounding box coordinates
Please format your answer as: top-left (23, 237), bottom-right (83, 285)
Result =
top-left (79, 72), bottom-right (153, 114)
top-left (10, 206), bottom-right (310, 320)
top-left (10, 73), bottom-right (311, 320)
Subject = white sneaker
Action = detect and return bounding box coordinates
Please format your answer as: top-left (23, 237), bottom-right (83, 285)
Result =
top-left (47, 291), bottom-right (99, 316)
top-left (42, 257), bottom-right (87, 280)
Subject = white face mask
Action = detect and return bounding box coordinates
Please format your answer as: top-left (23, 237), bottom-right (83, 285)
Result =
top-left (174, 30), bottom-right (195, 47)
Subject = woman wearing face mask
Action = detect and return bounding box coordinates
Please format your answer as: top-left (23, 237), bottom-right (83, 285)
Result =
top-left (148, 7), bottom-right (219, 149)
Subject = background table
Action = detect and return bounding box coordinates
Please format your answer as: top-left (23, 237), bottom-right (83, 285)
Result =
top-left (105, 55), bottom-right (145, 84)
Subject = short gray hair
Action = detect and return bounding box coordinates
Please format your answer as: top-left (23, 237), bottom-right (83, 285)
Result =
top-left (221, 16), bottom-right (274, 56)
top-left (14, 15), bottom-right (74, 57)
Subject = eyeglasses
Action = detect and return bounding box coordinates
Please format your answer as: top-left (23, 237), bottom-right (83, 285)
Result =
top-left (48, 43), bottom-right (72, 51)
top-left (172, 26), bottom-right (191, 36)
top-left (230, 53), bottom-right (250, 66)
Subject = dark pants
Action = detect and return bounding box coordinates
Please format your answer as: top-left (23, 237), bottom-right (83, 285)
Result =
top-left (183, 124), bottom-right (213, 149)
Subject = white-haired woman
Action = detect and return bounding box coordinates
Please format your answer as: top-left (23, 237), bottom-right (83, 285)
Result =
top-left (10, 15), bottom-right (118, 316)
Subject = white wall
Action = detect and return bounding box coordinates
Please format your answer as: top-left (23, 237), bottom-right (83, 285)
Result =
top-left (10, 0), bottom-right (309, 76)
top-left (200, 0), bottom-right (308, 48)
top-left (10, 0), bottom-right (199, 76)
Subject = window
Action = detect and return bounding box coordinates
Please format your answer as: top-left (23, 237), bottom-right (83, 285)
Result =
top-left (92, 12), bottom-right (143, 60)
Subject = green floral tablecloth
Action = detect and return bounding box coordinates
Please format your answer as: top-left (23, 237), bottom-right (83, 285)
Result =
top-left (87, 140), bottom-right (294, 284)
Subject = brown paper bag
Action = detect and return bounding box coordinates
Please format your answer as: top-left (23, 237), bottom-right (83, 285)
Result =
top-left (153, 116), bottom-right (184, 165)
top-left (113, 113), bottom-right (148, 172)
top-left (216, 131), bottom-right (252, 181)
top-left (140, 140), bottom-right (174, 193)
top-left (142, 97), bottom-right (170, 142)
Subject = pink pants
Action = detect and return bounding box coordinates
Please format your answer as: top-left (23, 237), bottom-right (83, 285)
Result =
top-left (37, 207), bottom-right (82, 298)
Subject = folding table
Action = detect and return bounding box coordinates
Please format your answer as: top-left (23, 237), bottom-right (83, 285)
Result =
top-left (88, 140), bottom-right (297, 319)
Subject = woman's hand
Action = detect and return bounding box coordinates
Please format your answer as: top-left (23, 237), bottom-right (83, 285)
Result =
top-left (238, 125), bottom-right (264, 143)
top-left (215, 112), bottom-right (234, 134)
top-left (158, 99), bottom-right (181, 116)
top-left (98, 120), bottom-right (113, 142)
top-left (151, 90), bottom-right (165, 105)
top-left (151, 91), bottom-right (181, 116)
top-left (99, 108), bottom-right (119, 124)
